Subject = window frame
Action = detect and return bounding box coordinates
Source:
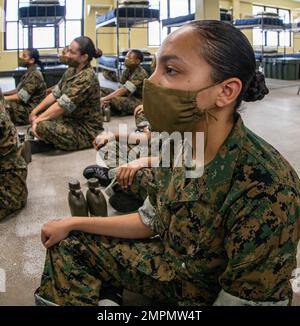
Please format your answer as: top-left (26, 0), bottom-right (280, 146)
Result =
top-left (4, 0), bottom-right (85, 51)
top-left (148, 0), bottom-right (195, 47)
top-left (252, 4), bottom-right (291, 48)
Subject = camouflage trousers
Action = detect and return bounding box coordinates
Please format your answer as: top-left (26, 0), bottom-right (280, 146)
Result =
top-left (102, 70), bottom-right (118, 83)
top-left (0, 170), bottom-right (28, 220)
top-left (36, 118), bottom-right (96, 151)
top-left (35, 232), bottom-right (181, 306)
top-left (100, 87), bottom-right (141, 116)
top-left (5, 100), bottom-right (31, 126)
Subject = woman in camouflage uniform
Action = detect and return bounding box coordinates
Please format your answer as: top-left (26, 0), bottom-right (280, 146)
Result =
top-left (29, 37), bottom-right (103, 151)
top-left (0, 100), bottom-right (28, 220)
top-left (35, 21), bottom-right (300, 306)
top-left (4, 48), bottom-right (47, 126)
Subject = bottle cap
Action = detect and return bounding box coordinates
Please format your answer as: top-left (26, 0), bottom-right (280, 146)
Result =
top-left (69, 178), bottom-right (81, 191)
top-left (88, 178), bottom-right (99, 189)
top-left (18, 132), bottom-right (25, 142)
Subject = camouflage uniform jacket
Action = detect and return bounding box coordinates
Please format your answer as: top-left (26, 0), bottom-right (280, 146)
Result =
top-left (52, 65), bottom-right (103, 137)
top-left (119, 65), bottom-right (148, 100)
top-left (138, 114), bottom-right (300, 305)
top-left (0, 104), bottom-right (27, 172)
top-left (16, 64), bottom-right (47, 109)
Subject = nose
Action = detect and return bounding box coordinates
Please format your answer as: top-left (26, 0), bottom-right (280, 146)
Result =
top-left (148, 68), bottom-right (160, 85)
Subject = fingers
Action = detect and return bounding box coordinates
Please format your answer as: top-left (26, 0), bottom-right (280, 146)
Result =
top-left (41, 229), bottom-right (49, 247)
top-left (93, 138), bottom-right (103, 151)
top-left (134, 105), bottom-right (144, 117)
top-left (137, 107), bottom-right (143, 115)
top-left (117, 166), bottom-right (129, 189)
top-left (44, 237), bottom-right (54, 249)
top-left (128, 168), bottom-right (138, 187)
top-left (117, 166), bottom-right (138, 189)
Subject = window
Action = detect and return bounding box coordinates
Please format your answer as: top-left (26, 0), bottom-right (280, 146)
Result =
top-left (4, 0), bottom-right (84, 50)
top-left (148, 0), bottom-right (195, 47)
top-left (252, 5), bottom-right (291, 48)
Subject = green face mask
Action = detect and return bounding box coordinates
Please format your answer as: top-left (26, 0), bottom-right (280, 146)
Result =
top-left (143, 79), bottom-right (218, 134)
top-left (67, 58), bottom-right (80, 68)
top-left (18, 58), bottom-right (28, 68)
top-left (124, 58), bottom-right (139, 69)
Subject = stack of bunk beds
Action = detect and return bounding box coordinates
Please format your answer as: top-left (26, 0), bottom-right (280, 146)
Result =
top-left (19, 0), bottom-right (66, 26)
top-left (161, 8), bottom-right (232, 28)
top-left (233, 12), bottom-right (284, 29)
top-left (15, 0), bottom-right (68, 87)
top-left (234, 12), bottom-right (300, 80)
top-left (96, 0), bottom-right (159, 79)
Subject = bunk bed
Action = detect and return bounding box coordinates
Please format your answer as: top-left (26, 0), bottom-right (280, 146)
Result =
top-left (233, 14), bottom-right (284, 72)
top-left (15, 0), bottom-right (68, 87)
top-left (96, 7), bottom-right (160, 28)
top-left (19, 1), bottom-right (66, 26)
top-left (161, 9), bottom-right (232, 28)
top-left (161, 13), bottom-right (195, 28)
top-left (234, 14), bottom-right (300, 81)
top-left (96, 0), bottom-right (160, 78)
top-left (233, 17), bottom-right (284, 29)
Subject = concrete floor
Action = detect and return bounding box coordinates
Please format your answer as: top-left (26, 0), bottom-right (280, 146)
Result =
top-left (0, 77), bottom-right (300, 306)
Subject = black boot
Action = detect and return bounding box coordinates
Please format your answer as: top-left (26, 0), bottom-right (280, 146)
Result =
top-left (109, 189), bottom-right (144, 213)
top-left (83, 165), bottom-right (111, 187)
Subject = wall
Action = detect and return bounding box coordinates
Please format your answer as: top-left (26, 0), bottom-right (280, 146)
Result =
top-left (0, 0), bottom-right (116, 71)
top-left (0, 0), bottom-right (153, 71)
top-left (1, 0), bottom-right (300, 72)
top-left (223, 1), bottom-right (300, 53)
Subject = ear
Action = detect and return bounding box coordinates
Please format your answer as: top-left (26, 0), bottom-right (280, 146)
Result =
top-left (29, 57), bottom-right (35, 65)
top-left (82, 53), bottom-right (89, 62)
top-left (215, 78), bottom-right (242, 108)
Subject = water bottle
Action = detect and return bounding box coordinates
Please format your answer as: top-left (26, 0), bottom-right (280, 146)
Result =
top-left (18, 132), bottom-right (32, 164)
top-left (86, 178), bottom-right (108, 217)
top-left (103, 105), bottom-right (111, 122)
top-left (68, 179), bottom-right (89, 217)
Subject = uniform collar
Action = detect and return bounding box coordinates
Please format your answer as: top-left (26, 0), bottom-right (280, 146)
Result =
top-left (68, 63), bottom-right (91, 80)
top-left (27, 64), bottom-right (38, 72)
top-left (167, 114), bottom-right (247, 206)
top-left (125, 64), bottom-right (141, 75)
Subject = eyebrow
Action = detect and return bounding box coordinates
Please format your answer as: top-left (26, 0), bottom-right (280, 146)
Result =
top-left (159, 55), bottom-right (184, 64)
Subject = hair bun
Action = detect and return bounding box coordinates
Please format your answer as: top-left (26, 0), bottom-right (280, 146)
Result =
top-left (94, 48), bottom-right (103, 59)
top-left (242, 71), bottom-right (269, 102)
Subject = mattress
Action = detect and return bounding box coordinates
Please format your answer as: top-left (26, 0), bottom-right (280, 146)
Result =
top-left (220, 12), bottom-right (232, 22)
top-left (96, 7), bottom-right (160, 28)
top-left (284, 22), bottom-right (300, 30)
top-left (162, 13), bottom-right (195, 28)
top-left (99, 56), bottom-right (119, 69)
top-left (19, 5), bottom-right (66, 26)
top-left (234, 17), bottom-right (283, 28)
top-left (99, 53), bottom-right (153, 69)
top-left (119, 0), bottom-right (150, 8)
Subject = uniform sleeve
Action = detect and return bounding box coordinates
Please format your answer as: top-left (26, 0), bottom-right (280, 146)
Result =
top-left (0, 111), bottom-right (17, 158)
top-left (52, 71), bottom-right (66, 99)
top-left (138, 196), bottom-right (157, 230)
top-left (124, 70), bottom-right (146, 94)
top-left (218, 184), bottom-right (300, 304)
top-left (57, 72), bottom-right (94, 114)
top-left (119, 69), bottom-right (128, 86)
top-left (17, 73), bottom-right (42, 104)
top-left (138, 177), bottom-right (167, 236)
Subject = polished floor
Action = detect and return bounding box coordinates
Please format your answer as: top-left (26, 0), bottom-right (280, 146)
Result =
top-left (0, 77), bottom-right (300, 306)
